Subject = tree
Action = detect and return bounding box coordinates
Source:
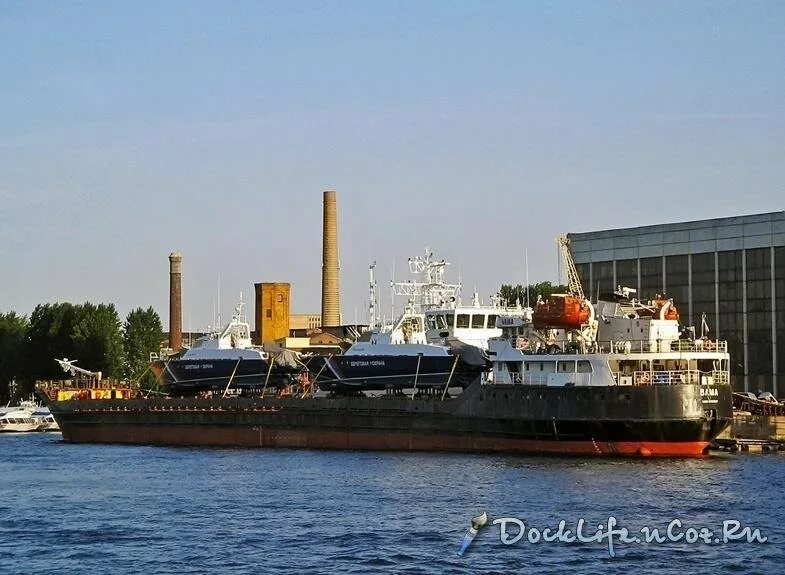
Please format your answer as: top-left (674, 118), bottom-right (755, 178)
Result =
top-left (25, 302), bottom-right (125, 381)
top-left (0, 312), bottom-right (28, 402)
top-left (71, 303), bottom-right (126, 377)
top-left (25, 303), bottom-right (79, 381)
top-left (498, 282), bottom-right (570, 307)
top-left (123, 307), bottom-right (163, 382)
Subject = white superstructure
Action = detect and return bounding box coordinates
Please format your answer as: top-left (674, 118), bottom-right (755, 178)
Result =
top-left (490, 291), bottom-right (729, 388)
top-left (363, 248), bottom-right (527, 353)
top-left (0, 403), bottom-right (42, 433)
top-left (176, 298), bottom-right (269, 361)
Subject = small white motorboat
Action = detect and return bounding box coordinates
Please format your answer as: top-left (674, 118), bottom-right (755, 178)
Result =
top-left (0, 406), bottom-right (43, 432)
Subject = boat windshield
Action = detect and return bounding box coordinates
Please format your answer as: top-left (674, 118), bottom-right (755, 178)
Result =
top-left (425, 314), bottom-right (452, 330)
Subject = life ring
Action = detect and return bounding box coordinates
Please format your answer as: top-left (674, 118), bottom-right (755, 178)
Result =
top-left (639, 372), bottom-right (651, 384)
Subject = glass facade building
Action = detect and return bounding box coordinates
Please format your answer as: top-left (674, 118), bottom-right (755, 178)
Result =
top-left (568, 212), bottom-right (785, 395)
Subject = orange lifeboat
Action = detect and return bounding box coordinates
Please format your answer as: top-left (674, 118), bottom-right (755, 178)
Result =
top-left (532, 295), bottom-right (591, 329)
top-left (652, 296), bottom-right (680, 321)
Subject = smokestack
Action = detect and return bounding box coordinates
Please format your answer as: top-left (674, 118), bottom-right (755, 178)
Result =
top-left (169, 252), bottom-right (183, 351)
top-left (321, 190), bottom-right (340, 326)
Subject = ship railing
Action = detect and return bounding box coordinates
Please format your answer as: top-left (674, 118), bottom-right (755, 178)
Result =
top-left (507, 369), bottom-right (729, 387)
top-left (614, 370), bottom-right (729, 386)
top-left (35, 378), bottom-right (135, 391)
top-left (597, 339), bottom-right (728, 354)
top-left (669, 339), bottom-right (728, 353)
top-left (515, 372), bottom-right (549, 386)
top-left (629, 370), bottom-right (699, 385)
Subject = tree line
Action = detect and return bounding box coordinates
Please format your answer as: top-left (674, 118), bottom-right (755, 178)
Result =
top-left (498, 282), bottom-right (569, 307)
top-left (0, 303), bottom-right (163, 403)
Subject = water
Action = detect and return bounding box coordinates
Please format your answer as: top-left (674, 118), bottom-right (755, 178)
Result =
top-left (1, 434), bottom-right (782, 574)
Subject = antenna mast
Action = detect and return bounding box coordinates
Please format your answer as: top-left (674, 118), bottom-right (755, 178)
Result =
top-left (368, 261), bottom-right (378, 328)
top-left (525, 247), bottom-right (530, 308)
top-left (390, 248), bottom-right (462, 311)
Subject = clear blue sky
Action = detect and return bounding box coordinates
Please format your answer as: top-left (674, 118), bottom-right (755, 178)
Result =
top-left (2, 1), bottom-right (783, 329)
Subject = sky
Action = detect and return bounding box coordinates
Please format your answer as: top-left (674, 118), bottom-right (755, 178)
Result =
top-left (2, 1), bottom-right (784, 330)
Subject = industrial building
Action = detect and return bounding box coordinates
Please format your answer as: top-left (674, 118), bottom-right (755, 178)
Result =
top-left (568, 211), bottom-right (785, 395)
top-left (254, 282), bottom-right (291, 344)
top-left (290, 314), bottom-right (322, 332)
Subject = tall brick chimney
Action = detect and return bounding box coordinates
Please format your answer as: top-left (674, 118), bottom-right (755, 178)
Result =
top-left (168, 252), bottom-right (183, 351)
top-left (321, 191), bottom-right (340, 326)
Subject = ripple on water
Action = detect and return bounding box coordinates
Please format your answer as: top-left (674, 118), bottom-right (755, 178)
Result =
top-left (0, 434), bottom-right (782, 574)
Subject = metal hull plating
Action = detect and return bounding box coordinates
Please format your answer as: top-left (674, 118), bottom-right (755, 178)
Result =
top-left (45, 382), bottom-right (733, 458)
top-left (305, 354), bottom-right (485, 391)
top-left (161, 359), bottom-right (299, 394)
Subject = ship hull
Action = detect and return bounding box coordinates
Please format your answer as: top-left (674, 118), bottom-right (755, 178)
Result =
top-left (43, 382), bottom-right (733, 458)
top-left (305, 354), bottom-right (485, 391)
top-left (159, 358), bottom-right (299, 394)
top-left (58, 423), bottom-right (711, 457)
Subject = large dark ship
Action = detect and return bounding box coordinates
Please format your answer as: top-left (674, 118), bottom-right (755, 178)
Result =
top-left (38, 291), bottom-right (733, 457)
top-left (36, 237), bottom-right (734, 458)
top-left (38, 375), bottom-right (731, 457)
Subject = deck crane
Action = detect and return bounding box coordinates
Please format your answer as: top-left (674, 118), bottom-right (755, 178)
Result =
top-left (55, 358), bottom-right (102, 381)
top-left (557, 235), bottom-right (585, 301)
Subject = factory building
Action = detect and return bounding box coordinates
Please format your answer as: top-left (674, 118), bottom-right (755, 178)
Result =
top-left (568, 211), bottom-right (785, 395)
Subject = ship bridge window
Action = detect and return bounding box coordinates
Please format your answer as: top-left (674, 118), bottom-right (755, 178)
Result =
top-left (528, 361), bottom-right (556, 372)
top-left (558, 361), bottom-right (576, 373)
top-left (441, 314), bottom-right (453, 329)
top-left (471, 314), bottom-right (485, 329)
top-left (577, 361), bottom-right (593, 373)
top-left (486, 314), bottom-right (498, 329)
top-left (430, 314), bottom-right (450, 330)
top-left (456, 314), bottom-right (470, 328)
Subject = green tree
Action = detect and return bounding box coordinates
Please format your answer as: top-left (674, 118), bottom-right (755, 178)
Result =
top-left (123, 307), bottom-right (163, 383)
top-left (25, 303), bottom-right (79, 381)
top-left (25, 302), bottom-right (125, 381)
top-left (0, 311), bottom-right (28, 402)
top-left (498, 282), bottom-right (570, 307)
top-left (71, 303), bottom-right (125, 378)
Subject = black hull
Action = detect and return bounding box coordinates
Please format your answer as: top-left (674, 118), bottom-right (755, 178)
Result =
top-left (305, 354), bottom-right (485, 392)
top-left (162, 358), bottom-right (299, 394)
top-left (41, 383), bottom-right (734, 457)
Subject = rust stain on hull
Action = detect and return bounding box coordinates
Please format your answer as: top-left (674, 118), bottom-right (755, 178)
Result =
top-left (62, 424), bottom-right (710, 457)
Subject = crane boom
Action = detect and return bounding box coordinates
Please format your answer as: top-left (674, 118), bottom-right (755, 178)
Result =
top-left (557, 236), bottom-right (585, 301)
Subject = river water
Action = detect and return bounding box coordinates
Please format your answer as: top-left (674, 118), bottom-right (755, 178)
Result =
top-left (1, 433), bottom-right (782, 574)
